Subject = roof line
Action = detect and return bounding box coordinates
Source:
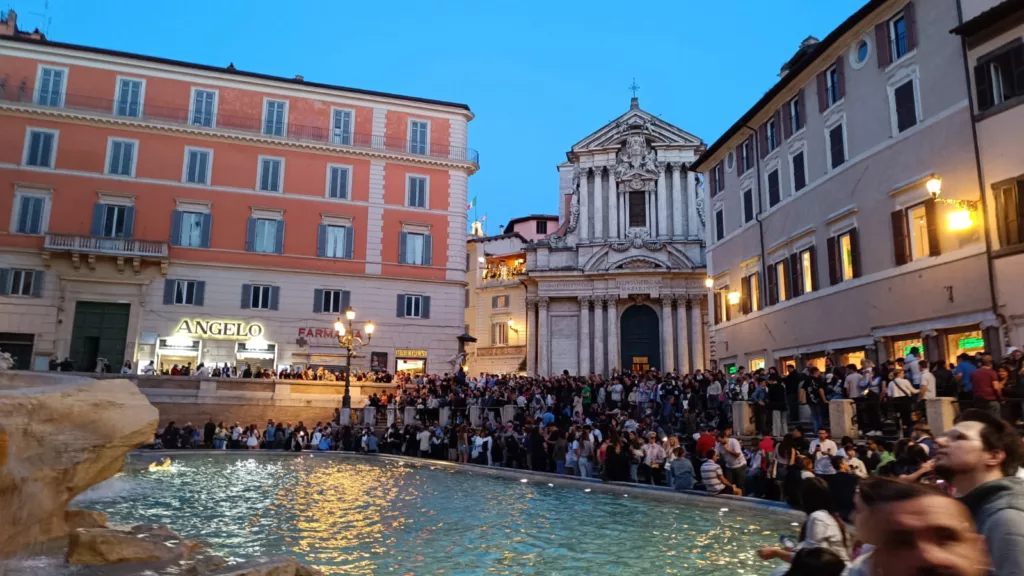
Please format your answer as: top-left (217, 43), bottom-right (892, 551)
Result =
top-left (0, 35), bottom-right (472, 112)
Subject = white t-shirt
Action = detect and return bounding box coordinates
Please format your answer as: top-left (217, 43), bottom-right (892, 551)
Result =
top-left (610, 384), bottom-right (624, 401)
top-left (809, 439), bottom-right (838, 459)
top-left (566, 440), bottom-right (579, 466)
top-left (888, 378), bottom-right (915, 398)
top-left (716, 438), bottom-right (747, 469)
top-left (417, 430), bottom-right (432, 451)
top-left (920, 370), bottom-right (937, 399)
top-left (794, 510), bottom-right (850, 562)
top-left (707, 381), bottom-right (723, 397)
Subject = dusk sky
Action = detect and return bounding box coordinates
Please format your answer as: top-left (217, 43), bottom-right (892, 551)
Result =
top-left (15, 0), bottom-right (864, 232)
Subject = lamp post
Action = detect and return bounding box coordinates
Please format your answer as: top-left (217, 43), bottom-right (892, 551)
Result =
top-left (334, 307), bottom-right (375, 410)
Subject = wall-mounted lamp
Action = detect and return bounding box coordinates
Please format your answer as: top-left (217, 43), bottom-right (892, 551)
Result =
top-left (704, 277), bottom-right (714, 289)
top-left (926, 174), bottom-right (980, 211)
top-left (727, 291), bottom-right (741, 305)
top-left (508, 319), bottom-right (520, 335)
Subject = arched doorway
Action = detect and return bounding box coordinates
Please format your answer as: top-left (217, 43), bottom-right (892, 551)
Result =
top-left (619, 304), bottom-right (661, 372)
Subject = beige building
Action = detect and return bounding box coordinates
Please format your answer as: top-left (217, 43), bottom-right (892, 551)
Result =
top-left (463, 215), bottom-right (557, 375)
top-left (692, 0), bottom-right (1000, 373)
top-left (956, 0), bottom-right (1024, 347)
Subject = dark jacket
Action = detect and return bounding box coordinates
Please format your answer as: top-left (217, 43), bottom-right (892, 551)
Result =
top-left (959, 477), bottom-right (1024, 576)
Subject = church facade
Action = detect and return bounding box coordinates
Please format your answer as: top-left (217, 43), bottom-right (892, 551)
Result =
top-left (523, 98), bottom-right (710, 377)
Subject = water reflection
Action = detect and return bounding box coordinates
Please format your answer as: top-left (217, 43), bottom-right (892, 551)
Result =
top-left (84, 455), bottom-right (793, 575)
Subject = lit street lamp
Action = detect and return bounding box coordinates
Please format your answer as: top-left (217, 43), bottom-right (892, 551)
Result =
top-left (334, 308), bottom-right (375, 410)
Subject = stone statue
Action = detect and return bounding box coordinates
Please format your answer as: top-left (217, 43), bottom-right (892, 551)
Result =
top-left (642, 148), bottom-right (659, 174)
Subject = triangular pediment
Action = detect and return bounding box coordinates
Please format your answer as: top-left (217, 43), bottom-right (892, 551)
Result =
top-left (571, 101), bottom-right (703, 153)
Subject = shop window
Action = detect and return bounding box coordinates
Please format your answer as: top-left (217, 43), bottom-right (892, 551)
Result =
top-left (748, 357), bottom-right (765, 372)
top-left (892, 336), bottom-right (924, 360)
top-left (946, 330), bottom-right (985, 365)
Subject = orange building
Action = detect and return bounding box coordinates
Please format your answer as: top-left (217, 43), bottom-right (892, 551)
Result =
top-left (0, 11), bottom-right (477, 374)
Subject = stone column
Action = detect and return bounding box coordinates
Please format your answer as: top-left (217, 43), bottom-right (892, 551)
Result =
top-left (593, 168), bottom-right (604, 240)
top-left (579, 169), bottom-right (589, 242)
top-left (526, 298), bottom-right (537, 375)
top-left (606, 295), bottom-right (619, 375)
top-left (687, 170), bottom-right (700, 239)
top-left (661, 297), bottom-right (675, 373)
top-left (538, 298), bottom-right (550, 376)
top-left (671, 164), bottom-right (684, 238)
top-left (608, 177), bottom-right (619, 240)
top-left (578, 296), bottom-right (591, 376)
top-left (926, 398), bottom-right (958, 435)
top-left (620, 189), bottom-right (627, 235)
top-left (675, 295), bottom-right (690, 374)
top-left (647, 190), bottom-right (654, 230)
top-left (593, 298), bottom-right (606, 377)
top-left (689, 297), bottom-right (705, 370)
top-left (656, 165), bottom-right (668, 238)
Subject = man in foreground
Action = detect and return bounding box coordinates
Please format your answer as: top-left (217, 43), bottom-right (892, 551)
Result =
top-left (934, 409), bottom-right (1024, 576)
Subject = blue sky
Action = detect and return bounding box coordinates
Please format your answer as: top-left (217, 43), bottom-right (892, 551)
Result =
top-left (14, 0), bottom-right (863, 232)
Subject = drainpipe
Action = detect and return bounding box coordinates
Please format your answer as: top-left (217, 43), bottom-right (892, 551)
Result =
top-left (955, 0), bottom-right (1007, 358)
top-left (742, 125), bottom-right (768, 314)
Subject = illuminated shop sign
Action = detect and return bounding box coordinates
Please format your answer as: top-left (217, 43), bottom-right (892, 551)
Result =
top-left (174, 319), bottom-right (264, 340)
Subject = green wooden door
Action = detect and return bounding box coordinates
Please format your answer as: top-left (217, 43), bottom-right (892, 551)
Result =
top-left (69, 301), bottom-right (130, 372)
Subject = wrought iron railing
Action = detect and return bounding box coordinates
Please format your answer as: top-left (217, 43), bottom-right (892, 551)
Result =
top-left (0, 82), bottom-right (479, 165)
top-left (44, 233), bottom-right (169, 257)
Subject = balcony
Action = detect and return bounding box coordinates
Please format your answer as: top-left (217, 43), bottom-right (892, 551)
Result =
top-left (0, 83), bottom-right (479, 166)
top-left (43, 233), bottom-right (169, 274)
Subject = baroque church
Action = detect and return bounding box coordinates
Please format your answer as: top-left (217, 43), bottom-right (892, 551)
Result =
top-left (523, 97), bottom-right (709, 376)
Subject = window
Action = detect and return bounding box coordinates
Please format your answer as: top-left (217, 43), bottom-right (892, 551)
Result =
top-left (321, 289), bottom-right (345, 314)
top-left (714, 207), bottom-right (725, 242)
top-left (25, 129), bottom-right (56, 168)
top-left (742, 189), bottom-right (754, 224)
top-left (710, 162), bottom-right (725, 196)
top-left (828, 123), bottom-right (846, 169)
top-left (975, 42), bottom-right (1024, 113)
top-left (800, 249), bottom-right (815, 294)
top-left (791, 151), bottom-right (807, 193)
top-left (855, 40), bottom-right (870, 66)
top-left (327, 166), bottom-right (350, 199)
top-left (263, 99), bottom-right (287, 136)
top-left (766, 118), bottom-right (778, 152)
top-left (407, 176), bottom-right (427, 207)
top-left (400, 231), bottom-right (430, 265)
top-left (14, 194), bottom-right (46, 235)
top-left (465, 288), bottom-right (470, 308)
top-left (767, 169), bottom-right (781, 207)
top-left (190, 89), bottom-right (217, 127)
top-left (996, 181), bottom-right (1024, 248)
top-left (492, 295), bottom-right (510, 309)
top-left (178, 211), bottom-right (206, 247)
top-left (115, 78), bottom-right (143, 118)
top-left (250, 285), bottom-right (273, 310)
top-left (173, 280), bottom-right (197, 305)
top-left (253, 218), bottom-right (280, 254)
top-left (409, 120), bottom-right (428, 154)
top-left (741, 139), bottom-right (753, 172)
top-left (893, 79), bottom-right (918, 133)
top-left (629, 191), bottom-right (647, 227)
top-left (907, 203), bottom-right (930, 260)
top-left (331, 109), bottom-right (353, 145)
top-left (726, 152), bottom-right (735, 172)
top-left (36, 67), bottom-right (65, 107)
top-left (404, 295), bottom-right (423, 318)
top-left (775, 260), bottom-right (788, 303)
top-left (258, 157), bottom-right (283, 192)
top-left (835, 229), bottom-right (859, 282)
top-left (492, 321), bottom-right (509, 346)
top-left (322, 224), bottom-right (351, 259)
top-left (184, 148), bottom-right (211, 184)
top-left (536, 220), bottom-right (548, 234)
top-left (106, 139), bottom-right (136, 176)
top-left (102, 204), bottom-right (130, 238)
top-left (826, 65), bottom-right (841, 106)
top-left (8, 269), bottom-right (36, 296)
top-left (789, 96), bottom-right (803, 134)
top-left (892, 201), bottom-right (937, 265)
top-left (748, 273), bottom-right (760, 312)
top-left (890, 13), bottom-right (908, 61)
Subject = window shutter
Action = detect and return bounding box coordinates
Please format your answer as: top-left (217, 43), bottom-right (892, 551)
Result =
top-left (275, 220), bottom-right (285, 254)
top-left (422, 296), bottom-right (431, 319)
top-left (1013, 46), bottom-right (1024, 98)
top-left (783, 104), bottom-right (792, 139)
top-left (163, 279), bottom-right (175, 305)
top-left (423, 234), bottom-right (433, 266)
top-left (735, 145), bottom-right (744, 176)
top-left (1016, 181), bottom-right (1024, 246)
top-left (270, 286), bottom-right (280, 310)
top-left (317, 224), bottom-right (327, 257)
top-left (194, 281), bottom-right (205, 306)
top-left (875, 23), bottom-right (891, 67)
top-left (122, 206), bottom-right (135, 238)
top-left (789, 253), bottom-right (802, 298)
top-left (891, 210), bottom-right (909, 265)
top-left (398, 232), bottom-right (408, 264)
top-left (241, 284), bottom-right (252, 309)
top-left (201, 214), bottom-right (212, 248)
top-left (850, 227), bottom-right (862, 278)
top-left (974, 63), bottom-right (992, 112)
top-left (245, 218), bottom-right (257, 252)
top-left (827, 236), bottom-right (839, 285)
top-left (767, 264), bottom-right (778, 306)
top-left (0, 269), bottom-right (9, 296)
top-left (835, 58), bottom-right (845, 100)
top-left (798, 88), bottom-right (807, 128)
top-left (774, 109), bottom-right (784, 142)
top-left (396, 294), bottom-right (406, 317)
top-left (313, 288), bottom-right (323, 313)
top-left (924, 198), bottom-right (941, 256)
top-left (344, 226), bottom-right (354, 259)
top-left (492, 295), bottom-right (498, 308)
top-left (740, 276), bottom-right (751, 315)
top-left (713, 291), bottom-right (722, 324)
top-left (91, 204), bottom-right (105, 236)
top-left (17, 198), bottom-right (31, 233)
top-left (31, 270), bottom-right (44, 297)
top-left (808, 245), bottom-right (819, 291)
top-left (341, 290), bottom-right (351, 312)
top-left (170, 210), bottom-right (182, 245)
top-left (758, 123), bottom-right (768, 159)
top-left (904, 1), bottom-right (918, 52)
top-left (816, 72), bottom-right (828, 113)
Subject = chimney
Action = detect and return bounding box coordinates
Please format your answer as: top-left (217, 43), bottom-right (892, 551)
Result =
top-left (779, 35), bottom-right (820, 78)
top-left (0, 9), bottom-right (17, 37)
top-left (294, 74), bottom-right (304, 81)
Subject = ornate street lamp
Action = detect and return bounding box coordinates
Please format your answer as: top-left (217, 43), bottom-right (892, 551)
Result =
top-left (334, 308), bottom-right (375, 409)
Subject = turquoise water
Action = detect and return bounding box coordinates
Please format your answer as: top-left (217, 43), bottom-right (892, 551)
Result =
top-left (81, 454), bottom-right (793, 575)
